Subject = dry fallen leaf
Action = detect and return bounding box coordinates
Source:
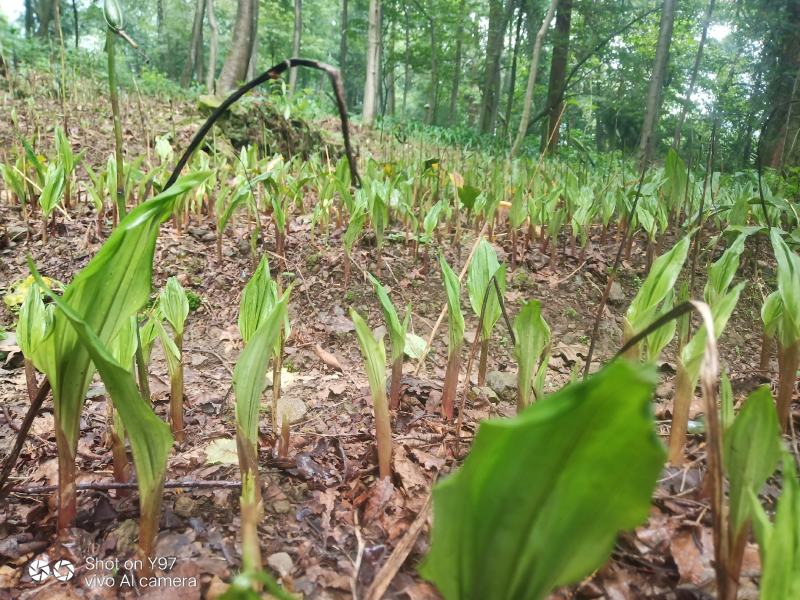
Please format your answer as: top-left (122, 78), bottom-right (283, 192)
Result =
top-left (314, 344), bottom-right (343, 371)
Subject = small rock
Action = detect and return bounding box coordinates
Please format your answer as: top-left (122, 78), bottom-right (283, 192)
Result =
top-left (608, 281), bottom-right (625, 305)
top-left (206, 575), bottom-right (230, 599)
top-left (273, 499), bottom-right (292, 514)
top-left (173, 495), bottom-right (197, 518)
top-left (267, 552), bottom-right (294, 578)
top-left (276, 395), bottom-right (307, 425)
top-left (469, 386), bottom-right (499, 404)
top-left (656, 381), bottom-right (673, 399)
top-left (486, 371), bottom-right (517, 403)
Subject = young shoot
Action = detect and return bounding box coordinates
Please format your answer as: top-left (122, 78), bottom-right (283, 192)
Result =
top-left (368, 274), bottom-right (410, 410)
top-left (159, 276), bottom-right (190, 442)
top-left (467, 239), bottom-right (506, 386)
top-left (513, 300), bottom-right (550, 412)
top-left (440, 254), bottom-right (465, 421)
top-left (351, 309), bottom-right (392, 479)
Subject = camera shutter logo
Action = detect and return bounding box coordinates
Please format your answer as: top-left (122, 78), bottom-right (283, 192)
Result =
top-left (28, 557), bottom-right (51, 582)
top-left (52, 559), bottom-right (75, 582)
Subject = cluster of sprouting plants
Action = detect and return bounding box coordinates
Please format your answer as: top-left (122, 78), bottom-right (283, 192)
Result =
top-left (3, 102), bottom-right (800, 598)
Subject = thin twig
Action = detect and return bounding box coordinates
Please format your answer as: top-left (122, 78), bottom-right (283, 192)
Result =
top-left (8, 479), bottom-right (244, 495)
top-left (0, 378), bottom-right (51, 501)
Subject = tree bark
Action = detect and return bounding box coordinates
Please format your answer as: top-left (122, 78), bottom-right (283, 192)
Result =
top-left (71, 0), bottom-right (79, 47)
top-left (541, 0), bottom-right (572, 153)
top-left (218, 0), bottom-right (255, 93)
top-left (181, 0), bottom-right (207, 87)
top-left (25, 0), bottom-right (33, 38)
top-left (206, 0), bottom-right (219, 93)
top-left (502, 9), bottom-right (524, 140)
top-left (246, 0), bottom-right (259, 81)
top-left (289, 0), bottom-right (302, 95)
top-left (673, 0), bottom-right (715, 149)
top-left (34, 0), bottom-right (54, 37)
top-left (424, 9), bottom-right (438, 125)
top-left (511, 0), bottom-right (558, 157)
top-left (478, 0), bottom-right (513, 134)
top-left (448, 0), bottom-right (466, 125)
top-left (761, 0), bottom-right (800, 168)
top-left (638, 0), bottom-right (676, 167)
top-left (363, 0), bottom-right (381, 126)
top-left (403, 4), bottom-right (410, 117)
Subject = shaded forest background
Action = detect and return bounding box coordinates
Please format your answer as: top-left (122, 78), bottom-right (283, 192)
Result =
top-left (1, 0), bottom-right (799, 171)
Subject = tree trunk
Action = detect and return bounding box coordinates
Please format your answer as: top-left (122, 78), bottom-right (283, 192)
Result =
top-left (478, 0), bottom-right (512, 134)
top-left (541, 0), bottom-right (572, 153)
top-left (339, 0), bottom-right (348, 71)
top-left (157, 0), bottom-right (164, 38)
top-left (181, 0), bottom-right (207, 87)
top-left (289, 0), bottom-right (302, 95)
top-left (638, 0), bottom-right (676, 167)
top-left (673, 0), bottom-right (715, 149)
top-left (363, 0), bottom-right (381, 126)
top-left (761, 0), bottom-right (800, 168)
top-left (246, 0), bottom-right (259, 80)
top-left (426, 14), bottom-right (438, 125)
top-left (511, 0), bottom-right (558, 157)
top-left (71, 0), bottom-right (79, 47)
top-left (35, 0), bottom-right (54, 37)
top-left (218, 0), bottom-right (255, 92)
top-left (25, 0), bottom-right (33, 38)
top-left (448, 0), bottom-right (465, 125)
top-left (386, 17), bottom-right (395, 116)
top-left (403, 4), bottom-right (410, 117)
top-left (502, 9), bottom-right (524, 140)
top-left (206, 0), bottom-right (218, 93)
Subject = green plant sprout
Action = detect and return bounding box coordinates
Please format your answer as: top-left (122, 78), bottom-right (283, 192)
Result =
top-left (467, 239), bottom-right (507, 386)
top-left (350, 309), bottom-right (392, 479)
top-left (159, 276), bottom-right (190, 442)
top-left (513, 300), bottom-right (550, 412)
top-left (440, 254), bottom-right (465, 421)
top-left (368, 274), bottom-right (410, 410)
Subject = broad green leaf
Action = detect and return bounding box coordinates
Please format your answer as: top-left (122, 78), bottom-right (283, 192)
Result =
top-left (419, 360), bottom-right (665, 599)
top-left (724, 385), bottom-right (781, 537)
top-left (467, 240), bottom-right (506, 339)
top-left (750, 454), bottom-right (800, 600)
top-left (350, 310), bottom-right (387, 402)
top-left (645, 290), bottom-right (676, 363)
top-left (234, 292), bottom-right (289, 446)
top-left (155, 319), bottom-right (181, 378)
top-left (159, 277), bottom-right (189, 337)
top-left (39, 163), bottom-right (65, 217)
top-left (761, 291), bottom-right (784, 340)
top-left (31, 265), bottom-right (172, 557)
top-left (682, 282), bottom-right (745, 381)
top-left (705, 233), bottom-right (747, 306)
top-left (513, 300), bottom-right (550, 409)
top-left (368, 274), bottom-right (407, 363)
top-left (32, 171), bottom-right (209, 458)
top-left (664, 148), bottom-right (687, 208)
top-left (440, 255), bottom-right (465, 353)
top-left (720, 371), bottom-right (735, 433)
top-left (238, 257), bottom-right (278, 344)
top-left (626, 236), bottom-right (690, 333)
top-left (16, 285), bottom-right (54, 372)
top-left (110, 316), bottom-right (138, 370)
top-left (770, 229), bottom-right (800, 344)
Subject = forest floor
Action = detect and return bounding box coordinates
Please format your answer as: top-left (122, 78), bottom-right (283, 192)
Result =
top-left (0, 80), bottom-right (781, 599)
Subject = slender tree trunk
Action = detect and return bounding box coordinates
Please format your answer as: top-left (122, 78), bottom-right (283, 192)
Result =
top-left (25, 0), bottom-right (33, 38)
top-left (362, 0), bottom-right (381, 126)
top-left (71, 0), bottom-right (79, 47)
top-left (403, 5), bottom-right (410, 117)
top-left (386, 17), bottom-right (396, 116)
top-left (511, 0), bottom-right (558, 157)
top-left (762, 0), bottom-right (800, 169)
top-left (673, 0), bottom-right (715, 149)
top-left (541, 0), bottom-right (572, 152)
top-left (218, 0), bottom-right (255, 93)
top-left (448, 0), bottom-right (465, 125)
top-left (246, 0), bottom-right (259, 80)
top-left (157, 0), bottom-right (164, 38)
top-left (289, 0), bottom-right (302, 95)
top-left (181, 0), bottom-right (207, 87)
top-left (478, 0), bottom-right (513, 134)
top-left (339, 0), bottom-right (348, 71)
top-left (426, 14), bottom-right (438, 125)
top-left (638, 0), bottom-right (676, 167)
top-left (502, 10), bottom-right (524, 140)
top-left (206, 0), bottom-right (218, 93)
